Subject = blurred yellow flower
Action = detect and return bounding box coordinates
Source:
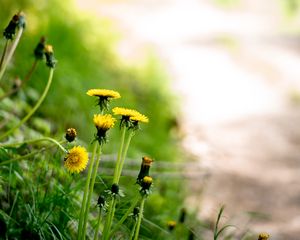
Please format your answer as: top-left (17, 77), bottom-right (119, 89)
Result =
top-left (64, 146), bottom-right (89, 174)
top-left (258, 233), bottom-right (270, 240)
top-left (167, 220), bottom-right (176, 231)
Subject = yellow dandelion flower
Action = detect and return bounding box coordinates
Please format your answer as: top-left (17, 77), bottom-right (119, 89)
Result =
top-left (130, 112), bottom-right (149, 123)
top-left (87, 89), bottom-right (120, 111)
top-left (93, 114), bottom-right (116, 144)
top-left (44, 44), bottom-right (53, 54)
top-left (87, 89), bottom-right (121, 99)
top-left (64, 146), bottom-right (88, 174)
top-left (167, 220), bottom-right (176, 231)
top-left (112, 107), bottom-right (149, 128)
top-left (112, 107), bottom-right (137, 117)
top-left (258, 233), bottom-right (270, 240)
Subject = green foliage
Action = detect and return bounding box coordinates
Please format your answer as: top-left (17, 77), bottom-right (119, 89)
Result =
top-left (0, 0), bottom-right (179, 161)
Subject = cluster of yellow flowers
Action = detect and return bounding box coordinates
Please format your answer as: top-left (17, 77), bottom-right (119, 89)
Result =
top-left (64, 88), bottom-right (148, 174)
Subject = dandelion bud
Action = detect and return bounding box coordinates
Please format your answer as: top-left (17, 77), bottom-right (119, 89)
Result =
top-left (258, 233), bottom-right (270, 240)
top-left (34, 36), bottom-right (46, 60)
top-left (167, 220), bottom-right (176, 231)
top-left (111, 183), bottom-right (119, 195)
top-left (12, 78), bottom-right (22, 90)
top-left (137, 156), bottom-right (153, 184)
top-left (3, 12), bottom-right (26, 40)
top-left (44, 44), bottom-right (57, 68)
top-left (141, 176), bottom-right (153, 191)
top-left (65, 128), bottom-right (77, 142)
top-left (133, 207), bottom-right (139, 217)
top-left (179, 208), bottom-right (186, 223)
top-left (97, 195), bottom-right (106, 208)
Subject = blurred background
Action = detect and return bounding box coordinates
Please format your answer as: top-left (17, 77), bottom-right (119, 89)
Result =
top-left (2, 0), bottom-right (300, 239)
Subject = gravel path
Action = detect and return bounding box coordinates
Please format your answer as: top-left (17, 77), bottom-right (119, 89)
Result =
top-left (78, 0), bottom-right (300, 238)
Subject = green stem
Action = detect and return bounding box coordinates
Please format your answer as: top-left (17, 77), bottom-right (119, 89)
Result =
top-left (0, 137), bottom-right (66, 152)
top-left (0, 28), bottom-right (24, 82)
top-left (0, 68), bottom-right (54, 140)
top-left (93, 208), bottom-right (102, 240)
top-left (110, 194), bottom-right (140, 237)
top-left (82, 143), bottom-right (102, 240)
top-left (129, 220), bottom-right (138, 240)
top-left (116, 130), bottom-right (135, 183)
top-left (112, 126), bottom-right (126, 184)
top-left (0, 39), bottom-right (9, 70)
top-left (133, 195), bottom-right (146, 240)
top-left (0, 59), bottom-right (38, 101)
top-left (77, 142), bottom-right (98, 240)
top-left (102, 197), bottom-right (117, 240)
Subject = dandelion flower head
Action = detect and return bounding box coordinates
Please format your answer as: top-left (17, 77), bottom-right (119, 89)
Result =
top-left (258, 233), bottom-right (270, 240)
top-left (113, 107), bottom-right (149, 128)
top-left (93, 114), bottom-right (116, 143)
top-left (167, 220), bottom-right (176, 231)
top-left (87, 89), bottom-right (120, 111)
top-left (130, 112), bottom-right (149, 123)
top-left (93, 114), bottom-right (116, 131)
top-left (87, 89), bottom-right (121, 99)
top-left (64, 146), bottom-right (89, 174)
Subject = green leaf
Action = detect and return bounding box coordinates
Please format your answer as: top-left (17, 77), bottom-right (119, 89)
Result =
top-left (0, 147), bottom-right (10, 161)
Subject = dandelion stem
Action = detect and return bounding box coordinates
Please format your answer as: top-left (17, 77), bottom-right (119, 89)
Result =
top-left (116, 130), bottom-right (135, 183)
top-left (0, 68), bottom-right (54, 140)
top-left (0, 137), bottom-right (66, 153)
top-left (112, 126), bottom-right (126, 184)
top-left (129, 220), bottom-right (138, 240)
top-left (102, 197), bottom-right (117, 240)
top-left (82, 143), bottom-right (102, 240)
top-left (133, 195), bottom-right (146, 240)
top-left (77, 142), bottom-right (98, 240)
top-left (0, 28), bottom-right (24, 82)
top-left (109, 194), bottom-right (140, 237)
top-left (0, 59), bottom-right (38, 101)
top-left (93, 207), bottom-right (102, 240)
top-left (0, 40), bottom-right (9, 70)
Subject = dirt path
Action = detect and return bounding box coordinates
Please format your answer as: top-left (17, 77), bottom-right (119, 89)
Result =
top-left (77, 0), bottom-right (300, 238)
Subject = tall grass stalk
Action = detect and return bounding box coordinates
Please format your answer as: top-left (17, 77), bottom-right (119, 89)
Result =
top-left (0, 68), bottom-right (54, 140)
top-left (0, 28), bottom-right (24, 82)
top-left (116, 130), bottom-right (135, 183)
top-left (102, 197), bottom-right (117, 240)
top-left (77, 142), bottom-right (98, 239)
top-left (82, 143), bottom-right (102, 240)
top-left (0, 40), bottom-right (9, 70)
top-left (112, 126), bottom-right (126, 184)
top-left (109, 194), bottom-right (140, 238)
top-left (102, 128), bottom-right (135, 239)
